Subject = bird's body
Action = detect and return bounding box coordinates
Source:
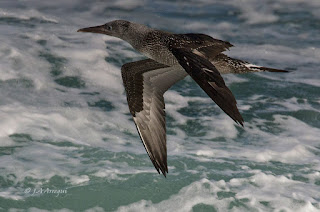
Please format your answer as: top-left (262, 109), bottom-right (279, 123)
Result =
top-left (78, 20), bottom-right (287, 176)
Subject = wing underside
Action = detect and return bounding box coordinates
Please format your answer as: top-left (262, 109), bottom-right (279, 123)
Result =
top-left (121, 59), bottom-right (187, 176)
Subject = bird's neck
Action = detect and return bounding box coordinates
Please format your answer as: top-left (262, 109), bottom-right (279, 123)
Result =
top-left (121, 23), bottom-right (153, 48)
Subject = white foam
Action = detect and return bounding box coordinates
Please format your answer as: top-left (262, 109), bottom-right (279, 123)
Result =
top-left (240, 115), bottom-right (320, 164)
top-left (202, 114), bottom-right (239, 139)
top-left (227, 44), bottom-right (320, 67)
top-left (116, 174), bottom-right (320, 212)
top-left (112, 0), bottom-right (146, 10)
top-left (174, 114), bottom-right (320, 169)
top-left (55, 43), bottom-right (124, 94)
top-left (0, 8), bottom-right (58, 23)
top-left (304, 171), bottom-right (320, 184)
top-left (227, 0), bottom-right (279, 24)
top-left (275, 97), bottom-right (318, 111)
top-left (235, 170), bottom-right (320, 210)
top-left (92, 165), bottom-right (156, 181)
top-left (116, 178), bottom-right (227, 212)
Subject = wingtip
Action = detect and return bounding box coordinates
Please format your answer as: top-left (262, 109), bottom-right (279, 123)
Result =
top-left (162, 171), bottom-right (167, 178)
top-left (159, 165), bottom-right (168, 177)
top-left (233, 117), bottom-right (244, 128)
top-left (237, 115), bottom-right (245, 127)
top-left (156, 164), bottom-right (168, 177)
top-left (229, 107), bottom-right (244, 128)
top-left (155, 167), bottom-right (167, 177)
top-left (152, 159), bottom-right (168, 177)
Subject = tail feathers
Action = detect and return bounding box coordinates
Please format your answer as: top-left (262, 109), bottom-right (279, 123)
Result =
top-left (211, 54), bottom-right (288, 74)
top-left (244, 64), bottom-right (288, 73)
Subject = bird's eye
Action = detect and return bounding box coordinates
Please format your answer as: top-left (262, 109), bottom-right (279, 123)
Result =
top-left (107, 25), bottom-right (112, 30)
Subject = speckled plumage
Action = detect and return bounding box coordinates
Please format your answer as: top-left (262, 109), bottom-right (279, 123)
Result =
top-left (78, 20), bottom-right (287, 176)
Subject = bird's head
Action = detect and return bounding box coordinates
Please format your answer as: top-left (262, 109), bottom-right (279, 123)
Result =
top-left (77, 20), bottom-right (130, 39)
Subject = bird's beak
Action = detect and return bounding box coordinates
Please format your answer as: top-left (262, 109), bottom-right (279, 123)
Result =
top-left (77, 24), bottom-right (106, 34)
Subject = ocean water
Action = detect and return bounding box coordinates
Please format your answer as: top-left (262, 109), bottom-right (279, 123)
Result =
top-left (0, 0), bottom-right (319, 211)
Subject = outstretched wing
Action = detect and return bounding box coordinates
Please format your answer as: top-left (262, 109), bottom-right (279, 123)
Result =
top-left (121, 59), bottom-right (187, 176)
top-left (170, 47), bottom-right (244, 126)
top-left (174, 33), bottom-right (233, 59)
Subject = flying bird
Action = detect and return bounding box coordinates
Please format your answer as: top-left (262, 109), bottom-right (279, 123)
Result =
top-left (78, 20), bottom-right (287, 176)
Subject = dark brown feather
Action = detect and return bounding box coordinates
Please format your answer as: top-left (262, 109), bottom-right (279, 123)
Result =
top-left (170, 47), bottom-right (244, 126)
top-left (121, 59), bottom-right (169, 116)
top-left (174, 33), bottom-right (233, 59)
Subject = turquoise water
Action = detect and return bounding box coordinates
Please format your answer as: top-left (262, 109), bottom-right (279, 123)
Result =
top-left (0, 0), bottom-right (319, 211)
